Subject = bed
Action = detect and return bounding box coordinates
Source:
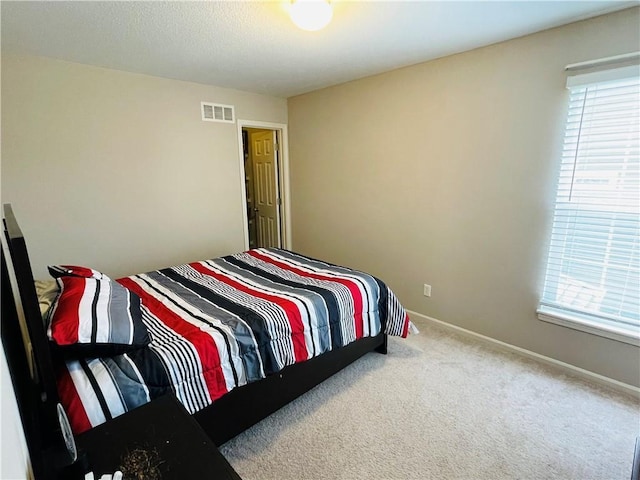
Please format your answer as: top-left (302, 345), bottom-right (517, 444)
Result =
top-left (1, 204), bottom-right (411, 479)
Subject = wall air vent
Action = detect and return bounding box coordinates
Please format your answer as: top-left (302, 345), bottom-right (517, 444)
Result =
top-left (201, 102), bottom-right (235, 123)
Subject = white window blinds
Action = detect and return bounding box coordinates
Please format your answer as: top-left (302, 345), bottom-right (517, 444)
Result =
top-left (538, 61), bottom-right (640, 343)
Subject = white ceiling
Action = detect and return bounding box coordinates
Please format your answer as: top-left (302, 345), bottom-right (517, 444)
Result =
top-left (1, 1), bottom-right (637, 98)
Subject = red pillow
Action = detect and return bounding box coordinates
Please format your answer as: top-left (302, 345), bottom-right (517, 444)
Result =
top-left (48, 276), bottom-right (150, 357)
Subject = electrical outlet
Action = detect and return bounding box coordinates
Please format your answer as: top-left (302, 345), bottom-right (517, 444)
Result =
top-left (423, 284), bottom-right (432, 297)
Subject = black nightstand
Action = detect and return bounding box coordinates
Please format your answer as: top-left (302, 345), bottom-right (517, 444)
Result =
top-left (73, 394), bottom-right (242, 479)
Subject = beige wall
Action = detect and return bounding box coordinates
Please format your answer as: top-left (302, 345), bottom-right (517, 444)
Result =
top-left (1, 54), bottom-right (287, 279)
top-left (288, 8), bottom-right (640, 386)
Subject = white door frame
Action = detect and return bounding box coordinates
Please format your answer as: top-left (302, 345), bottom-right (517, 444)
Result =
top-left (236, 119), bottom-right (291, 251)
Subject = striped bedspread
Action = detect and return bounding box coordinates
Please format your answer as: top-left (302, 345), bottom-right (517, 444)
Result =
top-left (57, 248), bottom-right (410, 434)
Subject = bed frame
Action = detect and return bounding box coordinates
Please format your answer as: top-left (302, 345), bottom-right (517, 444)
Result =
top-left (0, 203), bottom-right (387, 479)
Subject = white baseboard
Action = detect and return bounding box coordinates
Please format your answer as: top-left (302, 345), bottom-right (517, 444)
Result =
top-left (406, 310), bottom-right (640, 399)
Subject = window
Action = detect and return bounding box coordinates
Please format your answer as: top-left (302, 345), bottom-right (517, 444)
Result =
top-left (538, 58), bottom-right (639, 345)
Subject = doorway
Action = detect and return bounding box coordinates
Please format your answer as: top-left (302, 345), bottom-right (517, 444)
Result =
top-left (238, 121), bottom-right (290, 250)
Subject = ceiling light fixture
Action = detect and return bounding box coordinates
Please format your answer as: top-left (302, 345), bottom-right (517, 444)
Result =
top-left (289, 0), bottom-right (333, 32)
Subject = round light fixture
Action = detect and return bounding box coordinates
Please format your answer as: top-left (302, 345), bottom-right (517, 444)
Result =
top-left (289, 0), bottom-right (333, 31)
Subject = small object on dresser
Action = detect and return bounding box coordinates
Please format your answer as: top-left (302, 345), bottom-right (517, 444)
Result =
top-left (84, 472), bottom-right (122, 480)
top-left (120, 448), bottom-right (163, 480)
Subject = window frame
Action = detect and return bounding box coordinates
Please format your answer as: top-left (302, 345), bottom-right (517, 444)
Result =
top-left (538, 59), bottom-right (640, 346)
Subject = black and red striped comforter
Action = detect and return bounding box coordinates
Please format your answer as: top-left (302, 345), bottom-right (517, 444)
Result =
top-left (57, 248), bottom-right (410, 434)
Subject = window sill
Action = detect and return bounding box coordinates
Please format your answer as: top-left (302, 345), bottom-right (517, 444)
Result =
top-left (537, 308), bottom-right (640, 347)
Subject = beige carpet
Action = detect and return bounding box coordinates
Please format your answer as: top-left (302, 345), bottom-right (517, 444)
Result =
top-left (219, 317), bottom-right (640, 480)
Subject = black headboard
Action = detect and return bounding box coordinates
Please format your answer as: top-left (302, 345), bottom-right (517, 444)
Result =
top-left (1, 204), bottom-right (72, 479)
